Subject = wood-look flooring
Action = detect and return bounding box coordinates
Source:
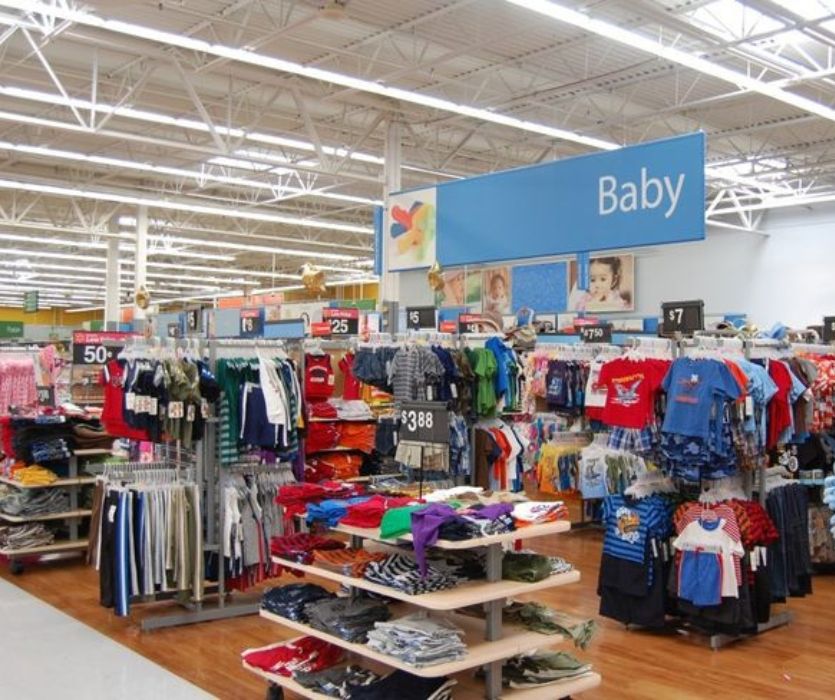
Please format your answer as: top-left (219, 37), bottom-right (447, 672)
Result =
top-left (2, 529), bottom-right (833, 700)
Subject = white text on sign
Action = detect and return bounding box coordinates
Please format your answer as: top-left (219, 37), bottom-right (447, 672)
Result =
top-left (598, 168), bottom-right (685, 219)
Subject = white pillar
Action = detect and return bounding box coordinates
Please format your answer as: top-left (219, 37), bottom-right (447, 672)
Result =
top-left (104, 218), bottom-right (120, 330)
top-left (381, 120), bottom-right (401, 310)
top-left (133, 205), bottom-right (148, 328)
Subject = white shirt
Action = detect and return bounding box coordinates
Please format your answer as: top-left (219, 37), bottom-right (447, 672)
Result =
top-left (674, 519), bottom-right (744, 597)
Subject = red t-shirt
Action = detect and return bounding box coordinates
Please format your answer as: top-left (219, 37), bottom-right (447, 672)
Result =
top-left (305, 354), bottom-right (335, 401)
top-left (100, 360), bottom-right (150, 441)
top-left (338, 352), bottom-right (362, 400)
top-left (598, 358), bottom-right (669, 429)
top-left (767, 360), bottom-right (793, 449)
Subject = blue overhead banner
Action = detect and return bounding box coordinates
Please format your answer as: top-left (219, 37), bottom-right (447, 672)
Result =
top-left (414, 133), bottom-right (705, 267)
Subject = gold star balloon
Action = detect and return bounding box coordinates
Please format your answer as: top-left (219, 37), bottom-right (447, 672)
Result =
top-left (427, 260), bottom-right (444, 293)
top-left (134, 285), bottom-right (150, 310)
top-left (300, 264), bottom-right (326, 294)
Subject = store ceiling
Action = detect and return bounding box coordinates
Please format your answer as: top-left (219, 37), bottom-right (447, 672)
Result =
top-left (0, 0), bottom-right (831, 309)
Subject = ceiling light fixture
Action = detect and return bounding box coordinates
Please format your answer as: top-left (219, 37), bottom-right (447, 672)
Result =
top-left (0, 175), bottom-right (373, 234)
top-left (0, 1), bottom-right (617, 151)
top-left (506, 0), bottom-right (835, 123)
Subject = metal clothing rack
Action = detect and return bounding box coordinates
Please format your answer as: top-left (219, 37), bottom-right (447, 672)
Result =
top-left (148, 337), bottom-right (304, 633)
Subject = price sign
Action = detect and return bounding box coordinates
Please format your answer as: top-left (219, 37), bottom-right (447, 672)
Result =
top-left (398, 401), bottom-right (449, 444)
top-left (323, 308), bottom-right (359, 336)
top-left (240, 308), bottom-right (264, 338)
top-left (823, 316), bottom-right (835, 343)
top-left (406, 306), bottom-right (436, 330)
top-left (579, 324), bottom-right (612, 343)
top-left (439, 321), bottom-right (457, 333)
top-left (167, 323), bottom-right (180, 339)
top-left (310, 321), bottom-right (332, 337)
top-left (458, 313), bottom-right (483, 335)
top-left (661, 300), bottom-right (704, 336)
top-left (36, 385), bottom-right (54, 407)
top-left (72, 331), bottom-right (135, 365)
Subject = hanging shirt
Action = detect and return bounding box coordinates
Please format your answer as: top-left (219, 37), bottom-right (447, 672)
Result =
top-left (767, 360), bottom-right (793, 449)
top-left (602, 494), bottom-right (669, 566)
top-left (661, 358), bottom-right (741, 439)
top-left (338, 352), bottom-right (362, 401)
top-left (674, 518), bottom-right (745, 598)
top-left (584, 358), bottom-right (608, 421)
top-left (100, 359), bottom-right (150, 441)
top-left (305, 354), bottom-right (335, 401)
top-left (598, 358), bottom-right (668, 429)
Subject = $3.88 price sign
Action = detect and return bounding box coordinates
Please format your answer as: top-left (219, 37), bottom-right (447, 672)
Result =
top-left (398, 401), bottom-right (448, 444)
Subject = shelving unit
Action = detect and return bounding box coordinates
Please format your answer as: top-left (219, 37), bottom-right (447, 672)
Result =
top-left (243, 519), bottom-right (601, 699)
top-left (0, 449), bottom-right (106, 574)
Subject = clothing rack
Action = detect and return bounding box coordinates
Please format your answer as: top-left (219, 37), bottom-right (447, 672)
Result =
top-left (149, 336), bottom-right (303, 633)
top-left (791, 342), bottom-right (835, 355)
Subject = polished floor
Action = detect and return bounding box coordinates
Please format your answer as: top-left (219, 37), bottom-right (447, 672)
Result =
top-left (0, 576), bottom-right (211, 699)
top-left (2, 529), bottom-right (834, 699)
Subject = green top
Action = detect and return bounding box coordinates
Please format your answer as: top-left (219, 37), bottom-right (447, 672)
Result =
top-left (472, 348), bottom-right (498, 417)
top-left (379, 504), bottom-right (425, 540)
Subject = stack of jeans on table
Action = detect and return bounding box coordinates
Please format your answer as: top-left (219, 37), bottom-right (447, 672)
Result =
top-left (363, 553), bottom-right (459, 595)
top-left (503, 651), bottom-right (592, 688)
top-left (260, 583), bottom-right (334, 621)
top-left (366, 613), bottom-right (466, 667)
top-left (304, 597), bottom-right (390, 643)
top-left (0, 522), bottom-right (54, 549)
top-left (347, 670), bottom-right (457, 700)
top-left (0, 488), bottom-right (68, 517)
top-left (294, 665), bottom-right (380, 698)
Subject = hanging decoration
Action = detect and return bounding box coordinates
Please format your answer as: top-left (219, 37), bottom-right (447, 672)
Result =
top-left (300, 263), bottom-right (326, 294)
top-left (427, 260), bottom-right (445, 295)
top-left (134, 285), bottom-right (150, 309)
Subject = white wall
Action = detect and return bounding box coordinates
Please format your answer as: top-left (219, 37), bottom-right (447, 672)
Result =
top-left (631, 203), bottom-right (835, 328)
top-left (392, 201), bottom-right (835, 330)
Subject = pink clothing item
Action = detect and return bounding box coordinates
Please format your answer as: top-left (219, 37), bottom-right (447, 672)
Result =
top-left (0, 357), bottom-right (37, 415)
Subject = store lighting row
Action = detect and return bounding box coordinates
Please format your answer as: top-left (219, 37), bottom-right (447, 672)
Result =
top-left (0, 177), bottom-right (373, 235)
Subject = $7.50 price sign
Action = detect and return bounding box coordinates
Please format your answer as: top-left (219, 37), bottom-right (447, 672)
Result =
top-left (398, 401), bottom-right (449, 444)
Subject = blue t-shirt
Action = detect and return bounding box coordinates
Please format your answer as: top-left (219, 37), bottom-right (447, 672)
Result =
top-left (602, 494), bottom-right (669, 565)
top-left (661, 358), bottom-right (741, 439)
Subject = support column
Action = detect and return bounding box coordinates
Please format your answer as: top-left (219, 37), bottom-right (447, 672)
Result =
top-left (380, 120), bottom-right (401, 329)
top-left (104, 217), bottom-right (120, 330)
top-left (133, 204), bottom-right (148, 331)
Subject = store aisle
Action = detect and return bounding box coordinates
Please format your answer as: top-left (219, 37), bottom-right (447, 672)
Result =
top-left (0, 577), bottom-right (214, 700)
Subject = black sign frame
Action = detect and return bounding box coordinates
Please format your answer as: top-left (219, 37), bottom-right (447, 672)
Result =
top-left (398, 401), bottom-right (449, 444)
top-left (406, 306), bottom-right (436, 330)
top-left (661, 300), bottom-right (704, 336)
top-left (578, 323), bottom-right (613, 344)
top-left (823, 316), bottom-right (835, 343)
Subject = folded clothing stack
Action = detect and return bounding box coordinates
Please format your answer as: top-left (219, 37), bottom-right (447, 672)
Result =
top-left (347, 670), bottom-right (456, 700)
top-left (270, 533), bottom-right (345, 565)
top-left (304, 597), bottom-right (391, 643)
top-left (502, 552), bottom-right (571, 582)
top-left (0, 522), bottom-right (54, 550)
top-left (512, 500), bottom-right (569, 526)
top-left (0, 488), bottom-right (68, 517)
top-left (313, 548), bottom-right (387, 578)
top-left (330, 399), bottom-right (374, 421)
top-left (241, 636), bottom-right (344, 677)
top-left (10, 465), bottom-right (58, 486)
top-left (366, 613), bottom-right (467, 667)
top-left (364, 554), bottom-right (460, 595)
top-left (260, 583), bottom-right (334, 621)
top-left (30, 438), bottom-right (71, 464)
top-left (294, 664), bottom-right (380, 698)
top-left (503, 651), bottom-right (592, 689)
top-left (309, 402), bottom-right (339, 419)
top-left (306, 497), bottom-right (373, 528)
top-left (72, 422), bottom-right (115, 450)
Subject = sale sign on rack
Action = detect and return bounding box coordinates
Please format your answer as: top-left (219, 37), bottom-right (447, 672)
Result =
top-left (323, 308), bottom-right (359, 336)
top-left (72, 331), bottom-right (137, 365)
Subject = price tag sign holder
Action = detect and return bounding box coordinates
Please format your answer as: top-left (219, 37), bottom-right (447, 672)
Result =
top-left (323, 308), bottom-right (360, 336)
top-left (661, 300), bottom-right (704, 337)
top-left (823, 316), bottom-right (835, 343)
top-left (399, 400), bottom-right (449, 499)
top-left (405, 306), bottom-right (436, 330)
top-left (458, 313), bottom-right (483, 335)
top-left (578, 323), bottom-right (612, 344)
